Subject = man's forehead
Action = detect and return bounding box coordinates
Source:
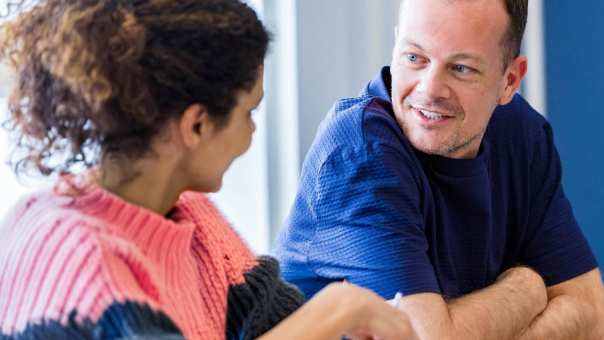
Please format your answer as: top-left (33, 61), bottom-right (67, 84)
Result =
top-left (395, 0), bottom-right (510, 68)
top-left (396, 0), bottom-right (509, 42)
top-left (398, 0), bottom-right (507, 24)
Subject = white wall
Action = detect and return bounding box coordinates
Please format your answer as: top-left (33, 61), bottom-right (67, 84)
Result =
top-left (295, 0), bottom-right (400, 160)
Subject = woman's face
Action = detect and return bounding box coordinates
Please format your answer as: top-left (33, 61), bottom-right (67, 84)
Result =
top-left (185, 68), bottom-right (264, 193)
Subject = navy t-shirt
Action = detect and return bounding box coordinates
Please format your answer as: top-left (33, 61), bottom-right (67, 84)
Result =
top-left (275, 66), bottom-right (598, 300)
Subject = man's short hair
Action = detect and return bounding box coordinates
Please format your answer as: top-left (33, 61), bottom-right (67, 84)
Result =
top-left (398, 0), bottom-right (528, 69)
top-left (502, 0), bottom-right (528, 67)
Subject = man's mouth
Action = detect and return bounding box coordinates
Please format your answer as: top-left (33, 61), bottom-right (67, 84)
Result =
top-left (412, 106), bottom-right (454, 122)
top-left (420, 109), bottom-right (445, 120)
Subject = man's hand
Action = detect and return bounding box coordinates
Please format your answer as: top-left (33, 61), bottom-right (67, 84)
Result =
top-left (393, 266), bottom-right (547, 340)
top-left (394, 267), bottom-right (604, 340)
top-left (517, 269), bottom-right (604, 340)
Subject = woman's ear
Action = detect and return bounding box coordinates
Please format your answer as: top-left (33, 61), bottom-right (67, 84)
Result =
top-left (179, 104), bottom-right (215, 148)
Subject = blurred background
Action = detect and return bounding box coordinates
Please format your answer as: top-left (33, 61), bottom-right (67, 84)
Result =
top-left (0, 1), bottom-right (602, 268)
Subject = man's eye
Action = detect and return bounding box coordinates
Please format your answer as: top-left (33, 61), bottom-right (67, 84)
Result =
top-left (452, 64), bottom-right (474, 74)
top-left (406, 53), bottom-right (420, 63)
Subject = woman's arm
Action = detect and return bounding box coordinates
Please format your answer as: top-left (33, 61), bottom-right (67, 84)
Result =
top-left (259, 282), bottom-right (415, 340)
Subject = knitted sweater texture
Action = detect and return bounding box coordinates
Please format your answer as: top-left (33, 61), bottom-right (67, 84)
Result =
top-left (0, 179), bottom-right (303, 339)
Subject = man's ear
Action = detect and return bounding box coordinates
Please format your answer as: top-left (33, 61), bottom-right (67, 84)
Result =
top-left (179, 104), bottom-right (214, 148)
top-left (498, 55), bottom-right (528, 105)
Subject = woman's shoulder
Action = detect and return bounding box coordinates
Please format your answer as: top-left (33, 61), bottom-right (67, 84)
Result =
top-left (175, 192), bottom-right (240, 239)
top-left (176, 192), bottom-right (257, 276)
top-left (0, 190), bottom-right (173, 337)
top-left (175, 191), bottom-right (223, 221)
top-left (0, 190), bottom-right (99, 244)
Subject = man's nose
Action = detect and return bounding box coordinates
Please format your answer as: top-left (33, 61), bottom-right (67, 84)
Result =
top-left (415, 67), bottom-right (451, 100)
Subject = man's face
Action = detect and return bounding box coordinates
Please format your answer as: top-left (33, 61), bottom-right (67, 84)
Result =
top-left (391, 0), bottom-right (523, 159)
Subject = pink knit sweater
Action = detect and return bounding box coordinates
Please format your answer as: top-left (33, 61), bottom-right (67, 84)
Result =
top-left (0, 179), bottom-right (302, 339)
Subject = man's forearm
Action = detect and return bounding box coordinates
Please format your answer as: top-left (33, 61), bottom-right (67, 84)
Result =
top-left (446, 267), bottom-right (548, 340)
top-left (448, 269), bottom-right (604, 340)
top-left (517, 294), bottom-right (595, 340)
top-left (397, 267), bottom-right (549, 340)
top-left (517, 269), bottom-right (604, 340)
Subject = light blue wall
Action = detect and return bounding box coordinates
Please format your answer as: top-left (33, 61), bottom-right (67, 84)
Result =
top-left (295, 0), bottom-right (400, 159)
top-left (545, 2), bottom-right (604, 267)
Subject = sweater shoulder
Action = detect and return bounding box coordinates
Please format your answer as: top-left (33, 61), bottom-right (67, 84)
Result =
top-left (177, 192), bottom-right (256, 281)
top-left (0, 191), bottom-right (164, 334)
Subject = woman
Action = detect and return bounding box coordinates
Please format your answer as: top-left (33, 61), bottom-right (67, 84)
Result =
top-left (0, 0), bottom-right (414, 339)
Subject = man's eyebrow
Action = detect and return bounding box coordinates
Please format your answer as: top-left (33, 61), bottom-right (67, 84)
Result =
top-left (401, 39), bottom-right (485, 66)
top-left (401, 39), bottom-right (425, 51)
top-left (449, 53), bottom-right (486, 68)
top-left (450, 53), bottom-right (482, 62)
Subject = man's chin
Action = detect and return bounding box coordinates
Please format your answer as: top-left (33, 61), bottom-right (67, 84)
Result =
top-left (408, 137), bottom-right (450, 157)
top-left (412, 139), bottom-right (483, 160)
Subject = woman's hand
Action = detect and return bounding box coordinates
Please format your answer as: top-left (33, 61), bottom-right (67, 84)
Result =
top-left (319, 282), bottom-right (415, 340)
top-left (260, 281), bottom-right (415, 340)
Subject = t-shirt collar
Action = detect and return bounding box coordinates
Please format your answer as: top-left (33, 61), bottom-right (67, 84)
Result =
top-left (365, 66), bottom-right (393, 103)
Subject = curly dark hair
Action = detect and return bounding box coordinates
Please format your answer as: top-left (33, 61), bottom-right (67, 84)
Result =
top-left (0, 0), bottom-right (270, 177)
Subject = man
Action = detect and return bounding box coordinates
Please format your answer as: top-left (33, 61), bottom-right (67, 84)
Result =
top-left (276, 0), bottom-right (604, 338)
